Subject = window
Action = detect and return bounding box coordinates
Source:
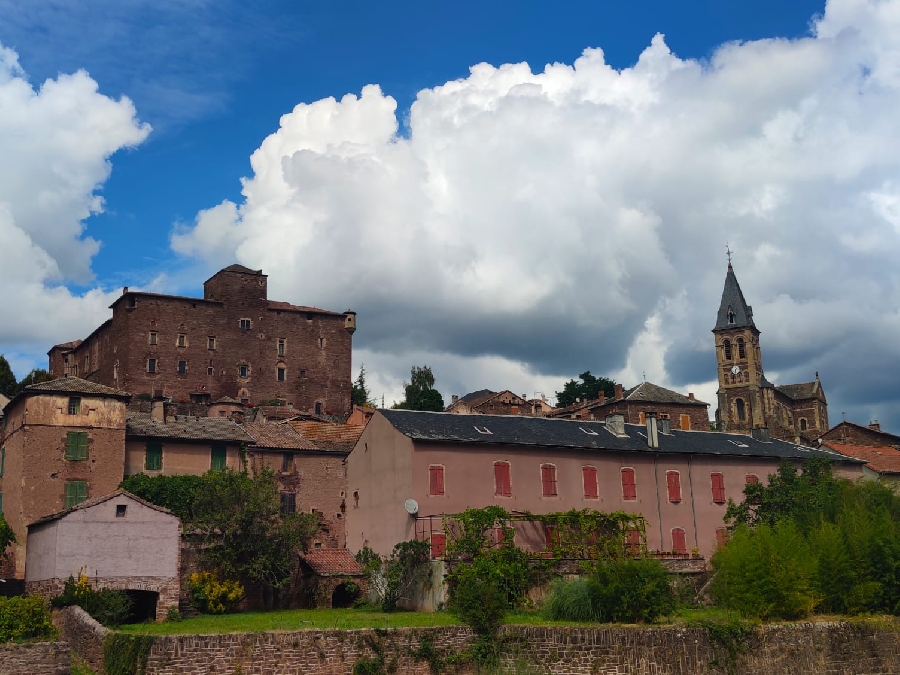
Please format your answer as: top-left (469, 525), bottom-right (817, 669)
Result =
top-left (116, 505), bottom-right (127, 518)
top-left (318, 337), bottom-right (325, 349)
top-left (723, 339), bottom-right (732, 360)
top-left (621, 467), bottom-right (636, 500)
top-left (711, 472), bottom-right (726, 504)
top-left (239, 365), bottom-right (249, 378)
top-left (735, 399), bottom-right (746, 421)
top-left (147, 358), bottom-right (157, 374)
top-left (429, 465), bottom-right (445, 496)
top-left (211, 445), bottom-right (227, 471)
top-left (745, 474), bottom-right (759, 484)
top-left (277, 367), bottom-right (286, 382)
top-left (626, 527), bottom-right (641, 555)
top-left (65, 481), bottom-right (88, 509)
top-left (300, 369), bottom-right (307, 379)
top-left (737, 337), bottom-right (746, 359)
top-left (727, 307), bottom-right (735, 324)
top-left (178, 360), bottom-right (187, 375)
top-left (65, 432), bottom-right (88, 461)
top-left (671, 528), bottom-right (687, 554)
top-left (277, 339), bottom-right (286, 356)
top-left (541, 464), bottom-right (558, 497)
top-left (582, 466), bottom-right (598, 499)
top-left (145, 442), bottom-right (162, 471)
top-left (679, 414), bottom-right (691, 430)
top-left (240, 318), bottom-right (251, 330)
top-left (177, 333), bottom-right (186, 347)
top-left (149, 332), bottom-right (158, 346)
top-left (315, 402), bottom-right (323, 416)
top-left (666, 471), bottom-right (682, 503)
top-left (280, 491), bottom-right (296, 515)
top-left (544, 525), bottom-right (557, 549)
top-left (207, 367), bottom-right (214, 376)
top-left (208, 336), bottom-right (216, 350)
top-left (68, 397), bottom-right (81, 415)
top-left (799, 418), bottom-right (808, 431)
top-left (716, 528), bottom-right (729, 549)
top-left (282, 452), bottom-right (294, 473)
top-left (494, 461), bottom-right (511, 497)
top-left (431, 533), bottom-right (447, 559)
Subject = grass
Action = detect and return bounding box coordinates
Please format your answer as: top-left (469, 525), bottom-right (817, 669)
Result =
top-left (70, 657), bottom-right (96, 675)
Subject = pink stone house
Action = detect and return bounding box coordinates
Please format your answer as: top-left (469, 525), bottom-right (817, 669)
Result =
top-left (25, 490), bottom-right (181, 621)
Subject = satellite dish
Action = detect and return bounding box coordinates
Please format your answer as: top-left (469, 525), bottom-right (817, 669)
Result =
top-left (404, 499), bottom-right (419, 516)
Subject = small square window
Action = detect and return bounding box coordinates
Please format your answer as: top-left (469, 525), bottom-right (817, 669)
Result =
top-left (177, 333), bottom-right (186, 347)
top-left (178, 361), bottom-right (187, 375)
top-left (239, 319), bottom-right (251, 330)
top-left (207, 366), bottom-right (214, 376)
top-left (116, 505), bottom-right (127, 518)
top-left (277, 367), bottom-right (286, 382)
top-left (208, 336), bottom-right (216, 350)
top-left (299, 369), bottom-right (307, 379)
top-left (68, 397), bottom-right (81, 415)
top-left (239, 365), bottom-right (249, 378)
top-left (148, 358), bottom-right (157, 373)
top-left (149, 332), bottom-right (158, 346)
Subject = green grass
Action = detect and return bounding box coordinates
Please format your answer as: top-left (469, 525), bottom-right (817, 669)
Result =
top-left (70, 657), bottom-right (96, 675)
top-left (117, 608), bottom-right (462, 635)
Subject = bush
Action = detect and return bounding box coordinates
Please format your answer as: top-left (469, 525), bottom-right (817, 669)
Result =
top-left (448, 560), bottom-right (507, 637)
top-left (119, 473), bottom-right (203, 522)
top-left (188, 571), bottom-right (243, 614)
top-left (542, 578), bottom-right (602, 622)
top-left (51, 573), bottom-right (132, 627)
top-left (0, 595), bottom-right (55, 642)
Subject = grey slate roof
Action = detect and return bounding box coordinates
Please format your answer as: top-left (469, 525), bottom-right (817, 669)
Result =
top-left (20, 377), bottom-right (131, 399)
top-left (776, 382), bottom-right (818, 400)
top-left (617, 382), bottom-right (707, 407)
top-left (714, 264), bottom-right (755, 331)
top-left (126, 412), bottom-right (253, 443)
top-left (377, 409), bottom-right (860, 463)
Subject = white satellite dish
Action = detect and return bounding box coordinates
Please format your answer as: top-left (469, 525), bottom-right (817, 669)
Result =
top-left (404, 499), bottom-right (419, 516)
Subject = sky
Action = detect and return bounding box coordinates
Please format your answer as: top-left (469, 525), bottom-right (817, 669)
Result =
top-left (2, 0), bottom-right (900, 431)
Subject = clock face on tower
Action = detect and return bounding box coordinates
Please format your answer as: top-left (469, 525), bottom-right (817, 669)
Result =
top-left (731, 365), bottom-right (741, 375)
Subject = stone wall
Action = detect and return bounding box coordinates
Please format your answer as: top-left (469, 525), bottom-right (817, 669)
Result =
top-left (55, 606), bottom-right (108, 674)
top-left (0, 641), bottom-right (69, 675)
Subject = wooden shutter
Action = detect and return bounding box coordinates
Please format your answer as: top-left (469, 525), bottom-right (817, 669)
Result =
top-left (716, 528), bottom-right (729, 549)
top-left (145, 442), bottom-right (162, 471)
top-left (666, 471), bottom-right (682, 503)
top-left (638, 412), bottom-right (646, 424)
top-left (621, 468), bottom-right (636, 500)
top-left (679, 414), bottom-right (691, 430)
top-left (65, 432), bottom-right (88, 461)
top-left (211, 445), bottom-right (227, 471)
top-left (541, 464), bottom-right (557, 497)
top-left (711, 473), bottom-right (726, 503)
top-left (544, 525), bottom-right (556, 548)
top-left (429, 465), bottom-right (445, 496)
top-left (65, 481), bottom-right (88, 509)
top-left (672, 528), bottom-right (687, 554)
top-left (745, 474), bottom-right (759, 484)
top-left (582, 466), bottom-right (598, 499)
top-left (626, 527), bottom-right (641, 555)
top-left (431, 533), bottom-right (446, 559)
top-left (494, 462), bottom-right (511, 496)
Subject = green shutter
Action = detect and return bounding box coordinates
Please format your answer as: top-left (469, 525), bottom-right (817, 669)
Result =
top-left (211, 445), bottom-right (227, 471)
top-left (65, 481), bottom-right (88, 509)
top-left (65, 432), bottom-right (88, 461)
top-left (145, 443), bottom-right (163, 471)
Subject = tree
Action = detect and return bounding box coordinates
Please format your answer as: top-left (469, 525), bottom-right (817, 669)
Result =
top-left (555, 371), bottom-right (617, 407)
top-left (396, 365), bottom-right (444, 412)
top-left (0, 356), bottom-right (16, 398)
top-left (351, 364), bottom-right (375, 407)
top-left (16, 368), bottom-right (54, 392)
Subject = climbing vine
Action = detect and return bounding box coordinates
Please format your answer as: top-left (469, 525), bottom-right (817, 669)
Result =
top-left (103, 633), bottom-right (155, 675)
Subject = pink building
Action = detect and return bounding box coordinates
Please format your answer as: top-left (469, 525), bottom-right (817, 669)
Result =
top-left (345, 410), bottom-right (864, 561)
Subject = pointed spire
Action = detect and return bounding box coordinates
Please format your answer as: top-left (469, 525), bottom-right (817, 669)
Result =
top-left (714, 264), bottom-right (755, 331)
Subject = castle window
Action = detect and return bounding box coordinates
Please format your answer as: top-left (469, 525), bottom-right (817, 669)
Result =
top-left (727, 307), bottom-right (735, 324)
top-left (208, 336), bottom-right (216, 350)
top-left (315, 402), bottom-right (323, 415)
top-left (737, 338), bottom-right (746, 359)
top-left (147, 359), bottom-right (157, 374)
top-left (800, 418), bottom-right (808, 431)
top-left (239, 365), bottom-right (249, 378)
top-left (300, 369), bottom-right (307, 378)
top-left (207, 366), bottom-right (214, 376)
top-left (735, 399), bottom-right (746, 421)
top-left (280, 492), bottom-right (296, 515)
top-left (178, 360), bottom-right (187, 375)
top-left (277, 367), bottom-right (286, 382)
top-left (239, 318), bottom-right (251, 330)
top-left (177, 333), bottom-right (186, 347)
top-left (149, 332), bottom-right (158, 346)
top-left (277, 339), bottom-right (286, 356)
top-left (318, 337), bottom-right (325, 349)
top-left (68, 397), bottom-right (81, 415)
top-left (723, 339), bottom-right (732, 360)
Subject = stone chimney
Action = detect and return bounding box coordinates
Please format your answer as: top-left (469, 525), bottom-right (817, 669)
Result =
top-left (605, 414), bottom-right (626, 437)
top-left (452, 395), bottom-right (459, 405)
top-left (614, 383), bottom-right (624, 399)
top-left (688, 392), bottom-right (695, 401)
top-left (645, 412), bottom-right (659, 449)
top-left (151, 398), bottom-right (165, 422)
top-left (869, 420), bottom-right (881, 432)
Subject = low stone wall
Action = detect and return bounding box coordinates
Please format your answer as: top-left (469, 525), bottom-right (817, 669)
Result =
top-left (29, 575), bottom-right (180, 621)
top-left (0, 641), bottom-right (69, 675)
top-left (55, 606), bottom-right (108, 674)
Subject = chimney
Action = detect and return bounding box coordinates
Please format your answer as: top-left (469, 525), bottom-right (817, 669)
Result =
top-left (614, 384), bottom-right (624, 399)
top-left (688, 392), bottom-right (695, 401)
top-left (659, 418), bottom-right (671, 435)
top-left (452, 395), bottom-right (459, 405)
top-left (598, 392), bottom-right (606, 404)
top-left (645, 412), bottom-right (659, 449)
top-left (151, 398), bottom-right (165, 422)
top-left (869, 420), bottom-right (881, 432)
top-left (751, 427), bottom-right (771, 443)
top-left (605, 414), bottom-right (626, 437)
top-left (123, 286), bottom-right (129, 295)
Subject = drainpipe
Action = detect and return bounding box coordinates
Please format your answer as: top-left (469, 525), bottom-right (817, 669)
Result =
top-left (688, 455), bottom-right (699, 552)
top-left (653, 455), bottom-right (664, 551)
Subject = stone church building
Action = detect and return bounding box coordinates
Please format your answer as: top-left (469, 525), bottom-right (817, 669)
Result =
top-left (713, 263), bottom-right (828, 441)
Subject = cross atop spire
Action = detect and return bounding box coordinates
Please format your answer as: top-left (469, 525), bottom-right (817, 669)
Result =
top-left (726, 243), bottom-right (733, 267)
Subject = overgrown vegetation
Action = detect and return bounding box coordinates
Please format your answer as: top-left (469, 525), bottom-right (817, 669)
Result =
top-left (51, 572), bottom-right (131, 627)
top-left (118, 473), bottom-right (204, 521)
top-left (0, 595), bottom-right (56, 642)
top-left (0, 513), bottom-right (16, 554)
top-left (187, 571), bottom-right (244, 614)
top-left (357, 540), bottom-right (432, 612)
top-left (555, 371), bottom-right (617, 407)
top-left (103, 633), bottom-right (154, 675)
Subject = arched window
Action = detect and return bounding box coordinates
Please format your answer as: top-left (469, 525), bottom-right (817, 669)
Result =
top-left (737, 338), bottom-right (746, 359)
top-left (723, 339), bottom-right (732, 360)
top-left (799, 418), bottom-right (808, 431)
top-left (736, 372), bottom-right (742, 383)
top-left (735, 399), bottom-right (746, 421)
top-left (730, 373), bottom-right (736, 384)
top-left (727, 307), bottom-right (736, 324)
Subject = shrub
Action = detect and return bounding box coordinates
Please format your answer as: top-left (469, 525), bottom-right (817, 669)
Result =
top-left (188, 571), bottom-right (244, 614)
top-left (51, 572), bottom-right (132, 627)
top-left (0, 595), bottom-right (55, 642)
top-left (590, 557), bottom-right (676, 623)
top-left (448, 560), bottom-right (507, 636)
top-left (542, 578), bottom-right (602, 622)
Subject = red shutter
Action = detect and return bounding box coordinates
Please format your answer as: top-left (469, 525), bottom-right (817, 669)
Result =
top-left (626, 527), bottom-right (641, 555)
top-left (582, 466), bottom-right (598, 499)
top-left (429, 465), bottom-right (444, 495)
top-left (494, 462), bottom-right (511, 496)
top-left (716, 528), bottom-right (729, 549)
top-left (544, 525), bottom-right (555, 548)
top-left (672, 528), bottom-right (687, 554)
top-left (745, 474), bottom-right (759, 485)
top-left (541, 464), bottom-right (557, 497)
top-left (621, 468), bottom-right (636, 500)
top-left (711, 473), bottom-right (726, 503)
top-left (666, 471), bottom-right (681, 503)
top-left (431, 533), bottom-right (446, 559)
top-left (495, 526), bottom-right (505, 544)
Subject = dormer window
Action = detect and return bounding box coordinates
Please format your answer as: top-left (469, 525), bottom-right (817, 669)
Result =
top-left (727, 307), bottom-right (735, 324)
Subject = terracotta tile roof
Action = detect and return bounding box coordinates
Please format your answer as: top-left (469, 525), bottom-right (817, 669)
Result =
top-left (49, 340), bottom-right (82, 351)
top-left (21, 377), bottom-right (131, 399)
top-left (300, 549), bottom-right (364, 576)
top-left (213, 396), bottom-right (242, 405)
top-left (28, 489), bottom-right (177, 528)
top-left (289, 420), bottom-right (365, 453)
top-left (126, 412), bottom-right (253, 443)
top-left (267, 301), bottom-right (344, 317)
top-left (822, 442), bottom-right (900, 475)
top-left (243, 422), bottom-right (318, 450)
top-left (258, 405), bottom-right (297, 420)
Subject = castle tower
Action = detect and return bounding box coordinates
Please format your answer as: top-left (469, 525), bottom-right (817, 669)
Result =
top-left (713, 263), bottom-right (769, 432)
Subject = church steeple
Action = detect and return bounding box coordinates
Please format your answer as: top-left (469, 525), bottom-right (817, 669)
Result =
top-left (714, 263), bottom-right (755, 332)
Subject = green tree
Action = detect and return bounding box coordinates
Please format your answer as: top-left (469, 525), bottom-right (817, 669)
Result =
top-left (0, 513), bottom-right (16, 553)
top-left (0, 356), bottom-right (16, 398)
top-left (395, 365), bottom-right (444, 411)
top-left (351, 364), bottom-right (375, 407)
top-left (555, 371), bottom-right (616, 407)
top-left (119, 473), bottom-right (204, 521)
top-left (16, 368), bottom-right (54, 392)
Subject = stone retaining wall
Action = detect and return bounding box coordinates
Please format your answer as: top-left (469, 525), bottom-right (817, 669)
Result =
top-left (0, 641), bottom-right (69, 675)
top-left (55, 606), bottom-right (108, 674)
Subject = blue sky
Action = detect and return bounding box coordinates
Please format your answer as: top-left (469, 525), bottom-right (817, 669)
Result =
top-left (3, 0), bottom-right (900, 432)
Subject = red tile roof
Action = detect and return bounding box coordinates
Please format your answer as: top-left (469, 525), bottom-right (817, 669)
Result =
top-left (243, 422), bottom-right (318, 450)
top-left (823, 442), bottom-right (900, 475)
top-left (289, 420), bottom-right (365, 452)
top-left (300, 549), bottom-right (364, 576)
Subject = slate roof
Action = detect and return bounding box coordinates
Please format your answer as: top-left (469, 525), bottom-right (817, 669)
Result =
top-left (243, 422), bottom-right (318, 451)
top-left (221, 264), bottom-right (264, 275)
top-left (714, 264), bottom-right (755, 331)
top-left (612, 382), bottom-right (707, 407)
top-left (376, 410), bottom-right (860, 463)
top-left (28, 489), bottom-right (177, 528)
top-left (300, 549), bottom-right (364, 576)
top-left (823, 442), bottom-right (900, 475)
top-left (776, 382), bottom-right (818, 400)
top-left (20, 377), bottom-right (131, 400)
top-left (456, 389), bottom-right (496, 406)
top-left (289, 420), bottom-right (364, 453)
top-left (823, 421), bottom-right (900, 446)
top-left (267, 301), bottom-right (344, 317)
top-left (126, 412), bottom-right (253, 443)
